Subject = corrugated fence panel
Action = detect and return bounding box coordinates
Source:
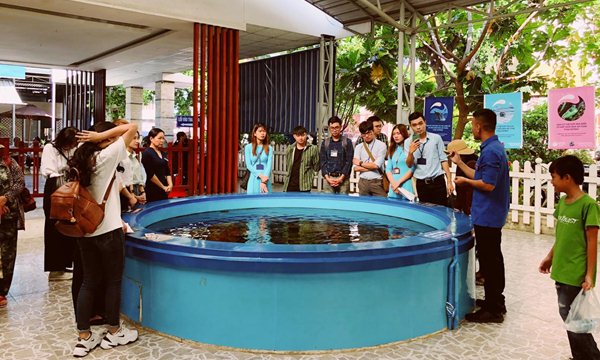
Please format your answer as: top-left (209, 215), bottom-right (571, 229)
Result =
top-left (240, 48), bottom-right (319, 134)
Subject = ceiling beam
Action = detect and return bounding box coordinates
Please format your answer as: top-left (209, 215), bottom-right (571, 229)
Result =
top-left (351, 0), bottom-right (412, 32)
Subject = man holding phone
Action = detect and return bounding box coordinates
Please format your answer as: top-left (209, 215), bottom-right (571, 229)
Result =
top-left (406, 111), bottom-right (454, 206)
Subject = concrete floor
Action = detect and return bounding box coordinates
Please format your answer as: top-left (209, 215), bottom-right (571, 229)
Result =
top-left (0, 200), bottom-right (591, 359)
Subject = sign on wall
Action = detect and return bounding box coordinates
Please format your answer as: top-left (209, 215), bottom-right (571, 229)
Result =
top-left (548, 86), bottom-right (596, 149)
top-left (484, 92), bottom-right (523, 149)
top-left (176, 115), bottom-right (193, 128)
top-left (424, 96), bottom-right (454, 144)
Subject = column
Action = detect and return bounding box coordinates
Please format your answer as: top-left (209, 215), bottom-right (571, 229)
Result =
top-left (155, 80), bottom-right (175, 142)
top-left (126, 86), bottom-right (143, 127)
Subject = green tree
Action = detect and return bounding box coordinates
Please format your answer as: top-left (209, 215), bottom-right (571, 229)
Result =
top-left (417, 1), bottom-right (589, 139)
top-left (105, 85), bottom-right (125, 120)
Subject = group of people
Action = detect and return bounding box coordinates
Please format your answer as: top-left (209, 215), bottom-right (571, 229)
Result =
top-left (244, 110), bottom-right (600, 359)
top-left (0, 107), bottom-right (597, 359)
top-left (3, 120), bottom-right (184, 357)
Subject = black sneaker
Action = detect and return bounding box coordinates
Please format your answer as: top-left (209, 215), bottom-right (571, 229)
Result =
top-left (465, 309), bottom-right (504, 323)
top-left (475, 299), bottom-right (507, 314)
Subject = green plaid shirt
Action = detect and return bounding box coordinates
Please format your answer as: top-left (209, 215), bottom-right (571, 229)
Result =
top-left (283, 143), bottom-right (320, 192)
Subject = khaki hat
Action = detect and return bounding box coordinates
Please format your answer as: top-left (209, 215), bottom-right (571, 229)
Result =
top-left (445, 139), bottom-right (474, 155)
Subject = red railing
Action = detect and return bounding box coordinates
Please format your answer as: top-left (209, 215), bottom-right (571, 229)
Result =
top-left (12, 144), bottom-right (192, 199)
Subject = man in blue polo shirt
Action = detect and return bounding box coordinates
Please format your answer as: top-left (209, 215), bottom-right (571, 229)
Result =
top-left (451, 108), bottom-right (510, 323)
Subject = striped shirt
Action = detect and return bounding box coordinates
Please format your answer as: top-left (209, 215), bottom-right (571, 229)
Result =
top-left (283, 143), bottom-right (320, 192)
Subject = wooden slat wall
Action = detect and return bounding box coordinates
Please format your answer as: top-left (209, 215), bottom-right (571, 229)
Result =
top-left (192, 24), bottom-right (239, 195)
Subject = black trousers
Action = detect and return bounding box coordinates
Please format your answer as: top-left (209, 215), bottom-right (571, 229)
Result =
top-left (43, 177), bottom-right (74, 271)
top-left (475, 225), bottom-right (506, 313)
top-left (416, 175), bottom-right (448, 206)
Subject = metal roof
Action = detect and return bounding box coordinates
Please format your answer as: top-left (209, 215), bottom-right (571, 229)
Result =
top-left (305, 0), bottom-right (491, 27)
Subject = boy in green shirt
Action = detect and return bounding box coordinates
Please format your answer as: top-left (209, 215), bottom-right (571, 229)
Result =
top-left (539, 155), bottom-right (600, 359)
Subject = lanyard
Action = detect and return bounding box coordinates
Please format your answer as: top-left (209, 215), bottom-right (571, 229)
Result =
top-left (416, 137), bottom-right (429, 159)
top-left (255, 146), bottom-right (264, 165)
top-left (392, 147), bottom-right (404, 167)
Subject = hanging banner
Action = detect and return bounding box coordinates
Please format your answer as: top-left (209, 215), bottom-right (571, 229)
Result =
top-left (548, 86), bottom-right (596, 149)
top-left (424, 96), bottom-right (453, 144)
top-left (484, 92), bottom-right (523, 149)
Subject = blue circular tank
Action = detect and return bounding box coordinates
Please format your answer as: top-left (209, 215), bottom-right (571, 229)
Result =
top-left (122, 193), bottom-right (475, 351)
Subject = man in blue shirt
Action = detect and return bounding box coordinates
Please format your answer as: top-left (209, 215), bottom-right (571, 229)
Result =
top-left (406, 112), bottom-right (454, 206)
top-left (451, 108), bottom-right (510, 323)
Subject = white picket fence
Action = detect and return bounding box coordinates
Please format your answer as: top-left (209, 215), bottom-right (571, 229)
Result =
top-left (239, 145), bottom-right (600, 235)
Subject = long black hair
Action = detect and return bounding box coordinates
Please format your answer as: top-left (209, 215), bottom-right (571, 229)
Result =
top-left (53, 127), bottom-right (78, 150)
top-left (69, 122), bottom-right (116, 186)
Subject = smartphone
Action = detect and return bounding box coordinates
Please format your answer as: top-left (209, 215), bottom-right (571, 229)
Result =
top-left (412, 134), bottom-right (420, 142)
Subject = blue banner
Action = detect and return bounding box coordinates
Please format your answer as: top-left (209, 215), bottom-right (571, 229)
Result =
top-left (484, 92), bottom-right (523, 149)
top-left (424, 97), bottom-right (454, 144)
top-left (0, 64), bottom-right (26, 79)
top-left (176, 115), bottom-right (194, 128)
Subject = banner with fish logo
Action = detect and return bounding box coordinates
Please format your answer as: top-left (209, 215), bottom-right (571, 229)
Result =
top-left (424, 96), bottom-right (454, 144)
top-left (484, 92), bottom-right (523, 149)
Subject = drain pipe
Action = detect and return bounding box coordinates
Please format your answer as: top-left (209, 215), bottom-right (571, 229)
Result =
top-left (446, 237), bottom-right (459, 330)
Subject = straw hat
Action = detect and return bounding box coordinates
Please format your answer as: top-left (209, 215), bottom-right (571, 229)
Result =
top-left (445, 139), bottom-right (474, 155)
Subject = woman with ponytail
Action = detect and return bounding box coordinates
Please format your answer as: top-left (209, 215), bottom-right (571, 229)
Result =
top-left (68, 122), bottom-right (139, 357)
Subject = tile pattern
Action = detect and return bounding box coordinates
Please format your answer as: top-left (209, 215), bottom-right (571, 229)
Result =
top-left (1, 212), bottom-right (595, 359)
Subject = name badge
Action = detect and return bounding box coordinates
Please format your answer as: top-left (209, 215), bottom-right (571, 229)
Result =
top-left (417, 158), bottom-right (427, 165)
top-left (256, 164), bottom-right (264, 170)
top-left (330, 149), bottom-right (338, 158)
top-left (392, 167), bottom-right (400, 174)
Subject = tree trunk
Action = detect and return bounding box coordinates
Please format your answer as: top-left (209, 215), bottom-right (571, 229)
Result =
top-left (453, 79), bottom-right (470, 140)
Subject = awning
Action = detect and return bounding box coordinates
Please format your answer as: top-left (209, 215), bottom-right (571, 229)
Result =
top-left (0, 78), bottom-right (25, 105)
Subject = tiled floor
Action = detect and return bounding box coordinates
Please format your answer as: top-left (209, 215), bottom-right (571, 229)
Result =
top-left (1, 206), bottom-right (593, 359)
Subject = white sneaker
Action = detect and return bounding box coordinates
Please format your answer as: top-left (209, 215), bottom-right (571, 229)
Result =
top-left (49, 271), bottom-right (73, 281)
top-left (73, 331), bottom-right (103, 357)
top-left (100, 325), bottom-right (138, 349)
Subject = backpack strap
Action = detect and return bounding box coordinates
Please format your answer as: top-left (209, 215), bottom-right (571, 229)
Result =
top-left (52, 143), bottom-right (70, 161)
top-left (100, 175), bottom-right (116, 209)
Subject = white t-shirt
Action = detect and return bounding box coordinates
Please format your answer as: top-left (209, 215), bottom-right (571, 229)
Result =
top-left (40, 143), bottom-right (74, 178)
top-left (85, 137), bottom-right (127, 237)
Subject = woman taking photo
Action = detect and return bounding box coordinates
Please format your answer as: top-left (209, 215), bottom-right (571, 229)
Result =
top-left (69, 122), bottom-right (139, 356)
top-left (385, 124), bottom-right (414, 200)
top-left (141, 128), bottom-right (172, 202)
top-left (40, 126), bottom-right (78, 281)
top-left (0, 139), bottom-right (25, 308)
top-left (244, 123), bottom-right (273, 194)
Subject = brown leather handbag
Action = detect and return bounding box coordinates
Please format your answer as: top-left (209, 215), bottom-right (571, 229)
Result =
top-left (50, 170), bottom-right (115, 237)
top-left (19, 187), bottom-right (37, 212)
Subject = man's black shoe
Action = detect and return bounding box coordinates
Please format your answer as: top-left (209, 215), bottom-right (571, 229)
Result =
top-left (465, 309), bottom-right (504, 323)
top-left (475, 299), bottom-right (507, 314)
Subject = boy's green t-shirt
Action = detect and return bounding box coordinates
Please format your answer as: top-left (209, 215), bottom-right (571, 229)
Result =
top-left (551, 194), bottom-right (600, 287)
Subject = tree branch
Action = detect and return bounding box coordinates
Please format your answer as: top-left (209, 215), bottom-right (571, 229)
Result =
top-left (499, 37), bottom-right (552, 81)
top-left (459, 15), bottom-right (492, 72)
top-left (495, 2), bottom-right (544, 81)
top-left (431, 17), bottom-right (461, 62)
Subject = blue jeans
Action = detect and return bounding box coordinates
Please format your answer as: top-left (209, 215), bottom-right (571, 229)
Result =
top-left (76, 229), bottom-right (125, 331)
top-left (556, 282), bottom-right (600, 360)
